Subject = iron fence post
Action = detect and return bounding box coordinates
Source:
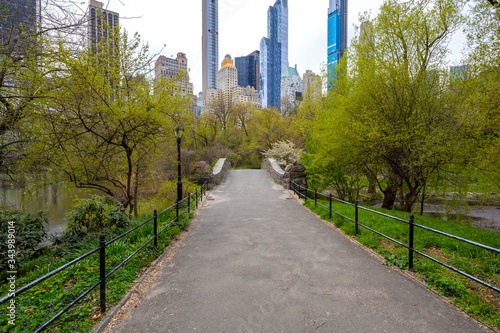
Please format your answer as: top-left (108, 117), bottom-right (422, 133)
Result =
top-left (409, 214), bottom-right (414, 270)
top-left (99, 234), bottom-right (106, 314)
top-left (355, 201), bottom-right (359, 235)
top-left (153, 209), bottom-right (158, 248)
top-left (304, 187), bottom-right (307, 203)
top-left (196, 189), bottom-right (198, 209)
top-left (329, 193), bottom-right (332, 220)
top-left (188, 193), bottom-right (191, 213)
top-left (176, 199), bottom-right (179, 223)
top-left (314, 189), bottom-right (317, 206)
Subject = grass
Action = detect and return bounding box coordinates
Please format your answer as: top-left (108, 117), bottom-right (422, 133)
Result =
top-left (0, 204), bottom-right (196, 333)
top-left (304, 197), bottom-right (500, 330)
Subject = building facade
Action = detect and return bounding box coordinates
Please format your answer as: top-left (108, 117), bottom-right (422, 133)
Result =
top-left (88, 0), bottom-right (119, 54)
top-left (0, 0), bottom-right (41, 44)
top-left (155, 52), bottom-right (197, 116)
top-left (303, 70), bottom-right (322, 98)
top-left (281, 65), bottom-right (303, 103)
top-left (260, 0), bottom-right (288, 109)
top-left (203, 55), bottom-right (262, 113)
top-left (218, 54), bottom-right (238, 92)
top-left (327, 0), bottom-right (347, 79)
top-left (450, 65), bottom-right (469, 80)
top-left (202, 0), bottom-right (219, 101)
top-left (235, 50), bottom-right (260, 91)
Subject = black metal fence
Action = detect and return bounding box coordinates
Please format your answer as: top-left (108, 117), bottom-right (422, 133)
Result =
top-left (290, 180), bottom-right (500, 294)
top-left (0, 183), bottom-right (208, 332)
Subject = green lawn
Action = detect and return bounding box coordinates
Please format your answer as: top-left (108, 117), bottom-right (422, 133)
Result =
top-left (0, 207), bottom-right (194, 333)
top-left (304, 198), bottom-right (500, 329)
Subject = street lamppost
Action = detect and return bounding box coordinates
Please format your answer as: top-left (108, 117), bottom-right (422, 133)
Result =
top-left (174, 124), bottom-right (184, 204)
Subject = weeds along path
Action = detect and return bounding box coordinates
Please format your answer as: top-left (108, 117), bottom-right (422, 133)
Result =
top-left (107, 170), bottom-right (490, 332)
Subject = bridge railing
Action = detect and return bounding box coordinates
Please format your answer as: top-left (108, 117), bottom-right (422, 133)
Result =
top-left (0, 182), bottom-right (208, 332)
top-left (290, 180), bottom-right (500, 294)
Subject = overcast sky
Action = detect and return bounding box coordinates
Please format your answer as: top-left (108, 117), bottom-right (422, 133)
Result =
top-left (98, 0), bottom-right (466, 94)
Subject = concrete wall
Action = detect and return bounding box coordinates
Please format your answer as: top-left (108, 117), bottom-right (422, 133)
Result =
top-left (261, 158), bottom-right (288, 188)
top-left (212, 158), bottom-right (231, 186)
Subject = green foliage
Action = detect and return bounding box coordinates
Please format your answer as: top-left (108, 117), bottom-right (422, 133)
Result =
top-left (383, 253), bottom-right (409, 270)
top-left (0, 199), bottom-right (197, 332)
top-left (302, 152), bottom-right (362, 203)
top-left (0, 210), bottom-right (48, 273)
top-left (425, 273), bottom-right (467, 297)
top-left (63, 196), bottom-right (130, 238)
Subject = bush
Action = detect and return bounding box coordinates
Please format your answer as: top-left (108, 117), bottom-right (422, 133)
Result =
top-left (0, 210), bottom-right (48, 272)
top-left (63, 196), bottom-right (130, 238)
top-left (263, 140), bottom-right (303, 168)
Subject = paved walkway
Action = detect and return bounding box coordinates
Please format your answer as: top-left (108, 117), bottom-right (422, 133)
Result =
top-left (109, 170), bottom-right (489, 333)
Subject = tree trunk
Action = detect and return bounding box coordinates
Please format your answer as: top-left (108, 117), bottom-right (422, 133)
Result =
top-left (381, 172), bottom-right (398, 209)
top-left (364, 167), bottom-right (377, 194)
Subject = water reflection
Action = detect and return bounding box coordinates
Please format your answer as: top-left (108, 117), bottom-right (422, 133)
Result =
top-left (0, 178), bottom-right (101, 235)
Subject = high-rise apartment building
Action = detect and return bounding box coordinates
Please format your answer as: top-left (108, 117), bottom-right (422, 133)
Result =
top-left (88, 0), bottom-right (119, 54)
top-left (260, 0), bottom-right (288, 109)
top-left (235, 50), bottom-right (260, 91)
top-left (218, 54), bottom-right (238, 92)
top-left (202, 0), bottom-right (219, 101)
top-left (0, 0), bottom-right (41, 44)
top-left (327, 0), bottom-right (348, 76)
top-left (155, 52), bottom-right (197, 116)
top-left (303, 70), bottom-right (322, 98)
top-left (203, 55), bottom-right (262, 113)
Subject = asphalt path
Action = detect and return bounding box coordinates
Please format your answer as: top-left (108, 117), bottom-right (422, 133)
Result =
top-left (108, 170), bottom-right (490, 333)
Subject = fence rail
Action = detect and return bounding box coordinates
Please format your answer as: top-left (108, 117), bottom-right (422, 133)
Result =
top-left (290, 180), bottom-right (500, 294)
top-left (0, 182), bottom-right (208, 332)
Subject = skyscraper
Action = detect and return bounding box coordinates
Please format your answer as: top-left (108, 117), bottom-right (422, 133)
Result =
top-left (0, 0), bottom-right (41, 44)
top-left (260, 0), bottom-right (288, 109)
top-left (88, 0), bottom-right (119, 54)
top-left (202, 0), bottom-right (219, 101)
top-left (327, 0), bottom-right (348, 76)
top-left (235, 50), bottom-right (260, 91)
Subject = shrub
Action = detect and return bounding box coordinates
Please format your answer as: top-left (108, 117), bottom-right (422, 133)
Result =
top-left (64, 196), bottom-right (130, 238)
top-left (263, 140), bottom-right (303, 168)
top-left (0, 210), bottom-right (48, 272)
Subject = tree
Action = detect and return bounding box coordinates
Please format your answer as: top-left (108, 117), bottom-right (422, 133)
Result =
top-left (0, 1), bottom-right (86, 167)
top-left (205, 93), bottom-right (236, 132)
top-left (306, 0), bottom-right (476, 212)
top-left (24, 31), bottom-right (190, 216)
top-left (247, 108), bottom-right (302, 150)
top-left (464, 0), bottom-right (500, 185)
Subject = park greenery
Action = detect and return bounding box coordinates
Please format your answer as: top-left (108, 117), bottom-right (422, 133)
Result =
top-left (0, 0), bottom-right (499, 330)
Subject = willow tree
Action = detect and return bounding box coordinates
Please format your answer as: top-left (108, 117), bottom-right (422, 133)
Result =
top-left (306, 0), bottom-right (476, 212)
top-left (25, 31), bottom-right (191, 216)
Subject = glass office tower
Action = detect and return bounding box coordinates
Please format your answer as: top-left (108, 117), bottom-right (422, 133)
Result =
top-left (235, 50), bottom-right (260, 91)
top-left (327, 0), bottom-right (347, 84)
top-left (0, 0), bottom-right (40, 43)
top-left (259, 0), bottom-right (288, 109)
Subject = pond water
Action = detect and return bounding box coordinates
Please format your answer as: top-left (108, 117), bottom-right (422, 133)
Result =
top-left (0, 177), bottom-right (101, 236)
